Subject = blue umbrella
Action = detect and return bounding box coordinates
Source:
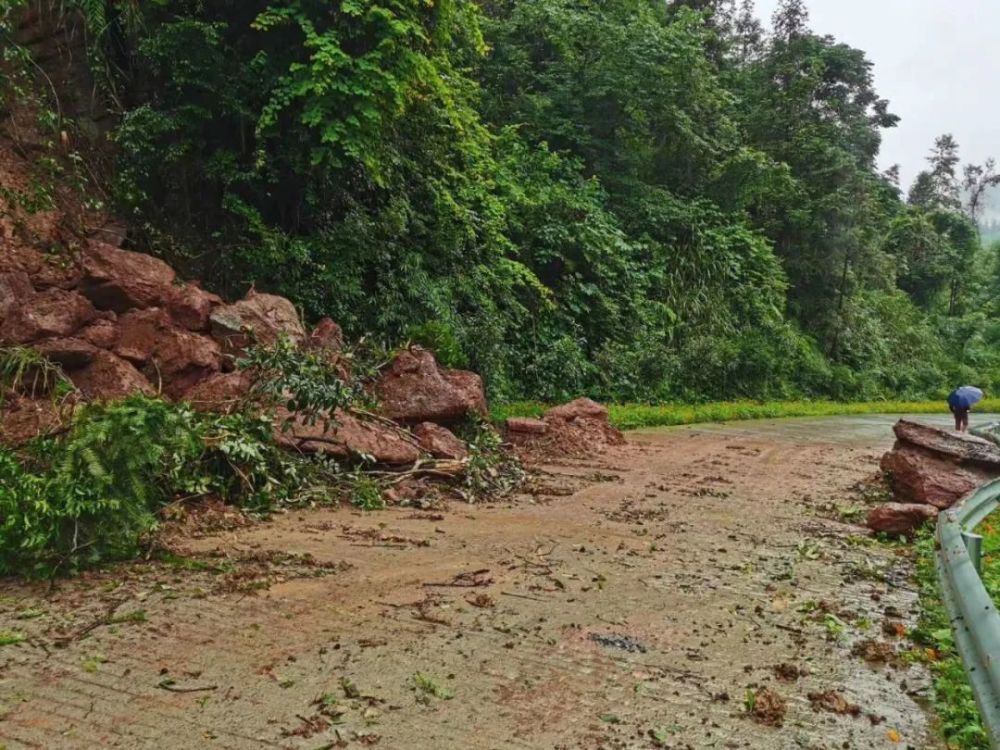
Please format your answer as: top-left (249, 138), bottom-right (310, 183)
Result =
top-left (948, 386), bottom-right (984, 410)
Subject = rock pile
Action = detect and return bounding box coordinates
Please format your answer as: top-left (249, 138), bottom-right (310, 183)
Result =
top-left (0, 240), bottom-right (483, 464)
top-left (869, 420), bottom-right (1000, 534)
top-left (503, 398), bottom-right (624, 460)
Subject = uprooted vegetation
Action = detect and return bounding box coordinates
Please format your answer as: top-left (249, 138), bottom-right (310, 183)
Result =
top-left (0, 329), bottom-right (524, 577)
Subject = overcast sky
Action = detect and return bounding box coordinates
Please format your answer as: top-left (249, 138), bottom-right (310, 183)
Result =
top-left (753, 0), bottom-right (1000, 192)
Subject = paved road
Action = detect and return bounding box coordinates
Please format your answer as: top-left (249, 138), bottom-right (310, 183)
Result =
top-left (0, 415), bottom-right (952, 749)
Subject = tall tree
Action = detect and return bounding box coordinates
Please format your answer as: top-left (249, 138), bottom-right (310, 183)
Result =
top-left (928, 134), bottom-right (962, 210)
top-left (772, 0), bottom-right (808, 40)
top-left (731, 0), bottom-right (764, 63)
top-left (963, 159), bottom-right (1000, 224)
top-left (736, 6), bottom-right (899, 352)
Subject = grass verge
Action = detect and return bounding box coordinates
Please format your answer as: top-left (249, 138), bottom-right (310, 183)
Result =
top-left (912, 522), bottom-right (1000, 750)
top-left (493, 399), bottom-right (1000, 431)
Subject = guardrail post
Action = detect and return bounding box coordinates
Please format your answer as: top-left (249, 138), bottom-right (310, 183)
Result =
top-left (963, 531), bottom-right (984, 575)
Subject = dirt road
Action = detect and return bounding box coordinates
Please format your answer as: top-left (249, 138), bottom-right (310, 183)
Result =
top-left (1, 415), bottom-right (961, 749)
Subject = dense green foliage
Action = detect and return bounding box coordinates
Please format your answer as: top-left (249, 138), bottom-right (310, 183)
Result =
top-left (6, 0), bottom-right (1000, 403)
top-left (0, 395), bottom-right (301, 576)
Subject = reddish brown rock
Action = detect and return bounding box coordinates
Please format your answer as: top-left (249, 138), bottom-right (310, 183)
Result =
top-left (34, 337), bottom-right (100, 369)
top-left (113, 308), bottom-right (165, 364)
top-left (305, 317), bottom-right (351, 378)
top-left (880, 445), bottom-right (991, 509)
top-left (0, 245), bottom-right (82, 290)
top-left (78, 318), bottom-right (119, 349)
top-left (375, 347), bottom-right (487, 423)
top-left (880, 421), bottom-right (1000, 509)
top-left (273, 408), bottom-right (421, 465)
top-left (182, 371), bottom-right (253, 414)
top-left (509, 398), bottom-right (624, 459)
top-left (504, 417), bottom-right (549, 446)
top-left (79, 241), bottom-right (177, 312)
top-left (545, 398), bottom-right (609, 422)
top-left (308, 317), bottom-right (344, 352)
top-left (0, 287), bottom-right (98, 344)
top-left (893, 420), bottom-right (1000, 467)
top-left (506, 417), bottom-right (549, 435)
top-left (209, 291), bottom-right (306, 357)
top-left (114, 308), bottom-right (223, 398)
top-left (68, 350), bottom-right (155, 401)
top-left (0, 271), bottom-right (33, 321)
top-left (545, 397), bottom-right (624, 447)
top-left (413, 422), bottom-right (468, 460)
top-left (867, 503), bottom-right (939, 535)
top-left (0, 395), bottom-right (64, 446)
top-left (167, 283), bottom-right (222, 332)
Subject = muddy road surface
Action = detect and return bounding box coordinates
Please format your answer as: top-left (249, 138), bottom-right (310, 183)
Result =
top-left (1, 415), bottom-right (966, 749)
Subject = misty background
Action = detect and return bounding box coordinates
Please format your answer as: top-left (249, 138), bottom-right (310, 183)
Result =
top-left (753, 0), bottom-right (1000, 224)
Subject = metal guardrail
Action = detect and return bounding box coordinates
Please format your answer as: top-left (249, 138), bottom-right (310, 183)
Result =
top-left (936, 422), bottom-right (1000, 747)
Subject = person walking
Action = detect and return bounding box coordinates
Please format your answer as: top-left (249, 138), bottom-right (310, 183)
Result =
top-left (947, 386), bottom-right (984, 433)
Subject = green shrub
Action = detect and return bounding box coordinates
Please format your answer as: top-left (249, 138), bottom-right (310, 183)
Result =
top-left (454, 418), bottom-right (525, 502)
top-left (0, 397), bottom-right (203, 576)
top-left (0, 394), bottom-right (302, 577)
top-left (406, 321), bottom-right (469, 370)
top-left (240, 334), bottom-right (369, 424)
top-left (350, 476), bottom-right (385, 511)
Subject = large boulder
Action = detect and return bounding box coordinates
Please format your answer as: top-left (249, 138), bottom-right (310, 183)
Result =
top-left (0, 245), bottom-right (82, 290)
top-left (273, 408), bottom-right (422, 465)
top-left (210, 291), bottom-right (306, 358)
top-left (307, 317), bottom-right (344, 352)
top-left (880, 445), bottom-right (993, 509)
top-left (68, 350), bottom-right (155, 401)
top-left (305, 317), bottom-right (350, 379)
top-left (0, 288), bottom-right (98, 344)
top-left (543, 397), bottom-right (624, 449)
top-left (893, 420), bottom-right (1000, 467)
top-left (79, 241), bottom-right (177, 313)
top-left (867, 503), bottom-right (939, 536)
top-left (375, 347), bottom-right (487, 424)
top-left (413, 422), bottom-right (468, 460)
top-left (114, 308), bottom-right (223, 398)
top-left (879, 421), bottom-right (1000, 512)
top-left (167, 283), bottom-right (222, 332)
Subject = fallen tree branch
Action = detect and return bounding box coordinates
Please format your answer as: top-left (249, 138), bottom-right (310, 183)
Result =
top-left (348, 407), bottom-right (425, 448)
top-left (157, 679), bottom-right (218, 693)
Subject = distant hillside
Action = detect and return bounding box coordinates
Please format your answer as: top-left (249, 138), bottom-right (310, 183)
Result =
top-left (979, 186), bottom-right (1000, 243)
top-left (980, 185), bottom-right (1000, 222)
